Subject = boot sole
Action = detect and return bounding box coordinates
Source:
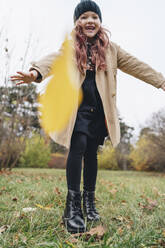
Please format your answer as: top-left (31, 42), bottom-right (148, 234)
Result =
top-left (62, 216), bottom-right (86, 234)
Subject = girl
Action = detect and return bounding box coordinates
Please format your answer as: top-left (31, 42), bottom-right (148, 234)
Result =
top-left (11, 0), bottom-right (165, 234)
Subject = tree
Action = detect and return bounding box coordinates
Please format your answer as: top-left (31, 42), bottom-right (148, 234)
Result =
top-left (98, 117), bottom-right (134, 170)
top-left (116, 117), bottom-right (134, 170)
top-left (130, 109), bottom-right (165, 172)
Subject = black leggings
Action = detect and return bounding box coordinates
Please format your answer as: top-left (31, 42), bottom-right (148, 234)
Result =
top-left (66, 132), bottom-right (100, 192)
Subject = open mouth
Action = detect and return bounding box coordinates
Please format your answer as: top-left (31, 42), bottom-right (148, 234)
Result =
top-left (85, 26), bottom-right (95, 31)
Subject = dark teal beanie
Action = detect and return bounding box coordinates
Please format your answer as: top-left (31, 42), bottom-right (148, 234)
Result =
top-left (74, 0), bottom-right (102, 23)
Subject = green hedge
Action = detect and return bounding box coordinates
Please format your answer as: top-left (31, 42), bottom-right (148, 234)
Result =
top-left (98, 140), bottom-right (119, 170)
top-left (18, 134), bottom-right (51, 168)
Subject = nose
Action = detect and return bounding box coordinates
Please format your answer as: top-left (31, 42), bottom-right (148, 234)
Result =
top-left (86, 16), bottom-right (94, 23)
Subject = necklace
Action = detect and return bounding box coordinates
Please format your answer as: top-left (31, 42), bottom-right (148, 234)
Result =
top-left (86, 42), bottom-right (95, 71)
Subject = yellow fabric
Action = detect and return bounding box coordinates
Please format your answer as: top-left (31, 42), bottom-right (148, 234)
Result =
top-left (38, 35), bottom-right (82, 134)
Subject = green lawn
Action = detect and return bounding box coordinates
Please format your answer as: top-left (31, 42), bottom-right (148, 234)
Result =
top-left (0, 169), bottom-right (165, 248)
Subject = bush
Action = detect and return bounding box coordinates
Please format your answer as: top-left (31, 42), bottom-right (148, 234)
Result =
top-left (0, 137), bottom-right (25, 170)
top-left (18, 134), bottom-right (51, 168)
top-left (98, 140), bottom-right (119, 170)
top-left (129, 136), bottom-right (165, 172)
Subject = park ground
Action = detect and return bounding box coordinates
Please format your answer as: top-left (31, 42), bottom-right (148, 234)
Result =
top-left (0, 169), bottom-right (165, 248)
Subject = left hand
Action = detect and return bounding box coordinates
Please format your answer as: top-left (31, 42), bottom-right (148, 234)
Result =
top-left (161, 82), bottom-right (165, 91)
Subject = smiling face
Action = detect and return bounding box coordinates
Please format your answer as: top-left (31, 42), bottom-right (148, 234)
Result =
top-left (76, 11), bottom-right (101, 40)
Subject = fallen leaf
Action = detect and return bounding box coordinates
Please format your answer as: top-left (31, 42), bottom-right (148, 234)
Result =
top-left (158, 239), bottom-right (165, 246)
top-left (87, 225), bottom-right (106, 238)
top-left (14, 212), bottom-right (26, 219)
top-left (109, 188), bottom-right (118, 195)
top-left (121, 200), bottom-right (127, 205)
top-left (12, 197), bottom-right (18, 202)
top-left (112, 216), bottom-right (124, 222)
top-left (0, 225), bottom-right (10, 234)
top-left (140, 194), bottom-right (146, 199)
top-left (54, 187), bottom-right (61, 195)
top-left (145, 198), bottom-right (158, 210)
top-left (16, 179), bottom-right (23, 183)
top-left (126, 224), bottom-right (131, 230)
top-left (71, 225), bottom-right (106, 241)
top-left (22, 207), bottom-right (37, 213)
top-left (162, 229), bottom-right (165, 237)
top-left (0, 187), bottom-right (6, 191)
top-left (117, 227), bottom-right (123, 235)
top-left (108, 182), bottom-right (114, 187)
top-left (153, 187), bottom-right (165, 197)
top-left (138, 198), bottom-right (158, 211)
top-left (35, 204), bottom-right (52, 210)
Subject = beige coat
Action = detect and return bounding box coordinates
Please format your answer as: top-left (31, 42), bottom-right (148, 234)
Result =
top-left (30, 40), bottom-right (165, 149)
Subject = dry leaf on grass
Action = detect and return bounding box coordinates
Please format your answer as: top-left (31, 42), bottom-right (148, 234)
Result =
top-left (121, 200), bottom-right (127, 205)
top-left (109, 188), bottom-right (118, 195)
top-left (87, 225), bottom-right (106, 238)
top-left (0, 187), bottom-right (6, 191)
top-left (16, 179), bottom-right (23, 184)
top-left (158, 239), bottom-right (165, 247)
top-left (22, 207), bottom-right (37, 213)
top-left (111, 216), bottom-right (133, 227)
top-left (152, 187), bottom-right (165, 197)
top-left (35, 204), bottom-right (52, 210)
top-left (69, 225), bottom-right (106, 242)
top-left (138, 198), bottom-right (158, 210)
top-left (117, 227), bottom-right (123, 235)
top-left (0, 225), bottom-right (10, 234)
top-left (54, 187), bottom-right (61, 195)
top-left (111, 216), bottom-right (124, 222)
top-left (162, 229), bottom-right (165, 237)
top-left (12, 197), bottom-right (18, 202)
top-left (14, 211), bottom-right (28, 219)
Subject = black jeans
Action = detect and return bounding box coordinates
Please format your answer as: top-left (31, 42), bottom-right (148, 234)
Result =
top-left (66, 131), bottom-right (100, 192)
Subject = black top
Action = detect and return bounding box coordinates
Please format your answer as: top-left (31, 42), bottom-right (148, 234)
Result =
top-left (73, 70), bottom-right (108, 145)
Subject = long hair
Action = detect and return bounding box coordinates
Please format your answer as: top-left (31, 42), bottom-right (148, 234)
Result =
top-left (74, 25), bottom-right (110, 74)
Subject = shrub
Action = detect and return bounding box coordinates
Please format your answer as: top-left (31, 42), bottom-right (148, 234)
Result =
top-left (0, 137), bottom-right (25, 170)
top-left (98, 140), bottom-right (119, 170)
top-left (129, 136), bottom-right (165, 172)
top-left (19, 134), bottom-right (51, 168)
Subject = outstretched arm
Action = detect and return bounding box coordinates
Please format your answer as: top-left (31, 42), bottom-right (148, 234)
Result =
top-left (114, 43), bottom-right (165, 89)
top-left (11, 50), bottom-right (61, 85)
top-left (10, 70), bottom-right (40, 85)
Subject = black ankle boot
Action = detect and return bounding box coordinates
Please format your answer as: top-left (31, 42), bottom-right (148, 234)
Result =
top-left (83, 190), bottom-right (100, 222)
top-left (63, 190), bottom-right (86, 233)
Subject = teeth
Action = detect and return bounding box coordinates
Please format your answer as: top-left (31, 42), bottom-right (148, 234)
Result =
top-left (86, 26), bottom-right (95, 30)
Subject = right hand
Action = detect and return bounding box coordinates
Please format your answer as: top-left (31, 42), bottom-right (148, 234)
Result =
top-left (10, 70), bottom-right (38, 85)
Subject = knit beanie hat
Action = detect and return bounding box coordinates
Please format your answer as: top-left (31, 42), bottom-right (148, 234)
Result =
top-left (73, 0), bottom-right (102, 23)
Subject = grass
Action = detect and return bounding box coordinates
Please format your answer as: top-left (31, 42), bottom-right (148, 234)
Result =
top-left (0, 169), bottom-right (165, 248)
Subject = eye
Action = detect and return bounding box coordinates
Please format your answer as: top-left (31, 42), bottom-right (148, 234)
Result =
top-left (81, 15), bottom-right (87, 19)
top-left (93, 16), bottom-right (98, 19)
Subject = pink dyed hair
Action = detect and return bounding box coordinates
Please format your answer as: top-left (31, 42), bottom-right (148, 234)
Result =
top-left (74, 24), bottom-right (110, 74)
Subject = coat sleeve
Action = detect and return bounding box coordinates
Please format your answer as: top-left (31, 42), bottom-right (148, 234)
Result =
top-left (29, 50), bottom-right (62, 83)
top-left (113, 42), bottom-right (165, 89)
